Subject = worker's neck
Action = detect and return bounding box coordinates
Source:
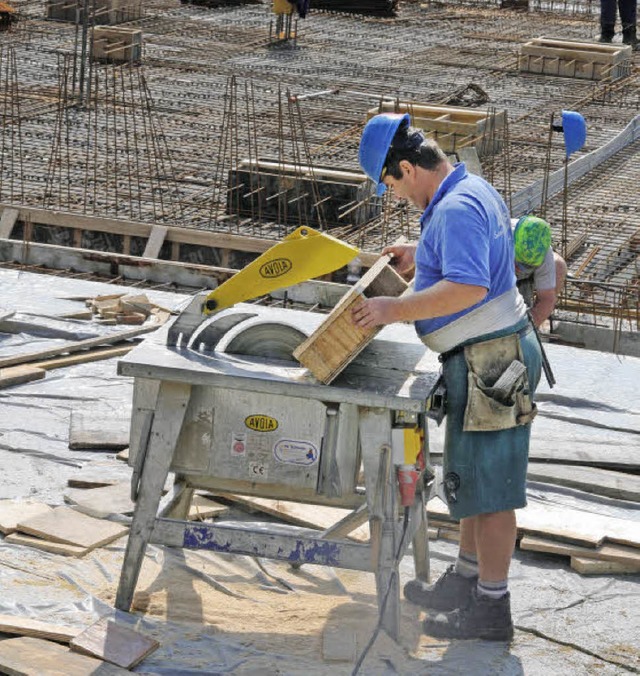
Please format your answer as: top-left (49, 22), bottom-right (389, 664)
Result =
top-left (417, 161), bottom-right (454, 210)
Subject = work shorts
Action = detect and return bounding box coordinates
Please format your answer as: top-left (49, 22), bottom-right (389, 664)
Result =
top-left (441, 321), bottom-right (542, 520)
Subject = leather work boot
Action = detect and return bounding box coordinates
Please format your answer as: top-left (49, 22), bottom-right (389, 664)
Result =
top-left (599, 24), bottom-right (615, 43)
top-left (403, 565), bottom-right (476, 612)
top-left (423, 588), bottom-right (514, 642)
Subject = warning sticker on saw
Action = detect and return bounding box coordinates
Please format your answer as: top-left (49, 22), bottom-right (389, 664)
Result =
top-left (273, 439), bottom-right (318, 466)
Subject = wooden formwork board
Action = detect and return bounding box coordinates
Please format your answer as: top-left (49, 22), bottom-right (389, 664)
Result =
top-left (366, 101), bottom-right (506, 155)
top-left (519, 36), bottom-right (632, 80)
top-left (293, 255), bottom-right (408, 383)
top-left (92, 26), bottom-right (143, 63)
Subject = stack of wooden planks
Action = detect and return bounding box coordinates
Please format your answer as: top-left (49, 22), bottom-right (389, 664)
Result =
top-left (0, 616), bottom-right (159, 672)
top-left (83, 293), bottom-right (171, 326)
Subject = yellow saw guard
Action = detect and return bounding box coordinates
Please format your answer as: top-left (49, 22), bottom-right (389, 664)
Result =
top-left (203, 226), bottom-right (359, 315)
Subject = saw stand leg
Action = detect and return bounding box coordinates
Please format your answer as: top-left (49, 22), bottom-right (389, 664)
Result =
top-left (116, 381), bottom-right (192, 612)
top-left (359, 408), bottom-right (401, 641)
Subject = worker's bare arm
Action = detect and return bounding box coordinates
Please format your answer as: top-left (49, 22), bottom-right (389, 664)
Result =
top-left (382, 243), bottom-right (417, 278)
top-left (351, 280), bottom-right (487, 329)
top-left (530, 288), bottom-right (557, 327)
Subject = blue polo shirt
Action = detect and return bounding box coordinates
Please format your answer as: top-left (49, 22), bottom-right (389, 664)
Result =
top-left (414, 163), bottom-right (516, 337)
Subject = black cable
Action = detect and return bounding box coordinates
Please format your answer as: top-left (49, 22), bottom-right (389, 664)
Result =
top-left (351, 506), bottom-right (411, 676)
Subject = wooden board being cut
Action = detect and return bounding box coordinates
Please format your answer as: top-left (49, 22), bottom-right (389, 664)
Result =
top-left (218, 493), bottom-right (370, 542)
top-left (69, 409), bottom-right (131, 451)
top-left (16, 506), bottom-right (128, 550)
top-left (0, 636), bottom-right (129, 675)
top-left (188, 494), bottom-right (229, 521)
top-left (0, 614), bottom-right (81, 644)
top-left (294, 255), bottom-right (408, 383)
top-left (5, 532), bottom-right (89, 557)
top-left (70, 617), bottom-right (159, 669)
top-left (0, 501), bottom-right (53, 535)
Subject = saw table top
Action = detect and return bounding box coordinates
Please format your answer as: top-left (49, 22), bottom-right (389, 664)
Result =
top-left (118, 305), bottom-right (441, 413)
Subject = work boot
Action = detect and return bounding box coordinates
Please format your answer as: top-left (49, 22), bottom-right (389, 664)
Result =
top-left (599, 24), bottom-right (615, 43)
top-left (423, 587), bottom-right (514, 642)
top-left (622, 25), bottom-right (638, 49)
top-left (403, 565), bottom-right (476, 612)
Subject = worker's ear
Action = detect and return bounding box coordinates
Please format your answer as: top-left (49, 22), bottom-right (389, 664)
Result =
top-left (398, 159), bottom-right (414, 179)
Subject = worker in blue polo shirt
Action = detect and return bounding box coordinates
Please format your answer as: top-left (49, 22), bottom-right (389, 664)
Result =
top-left (352, 113), bottom-right (543, 642)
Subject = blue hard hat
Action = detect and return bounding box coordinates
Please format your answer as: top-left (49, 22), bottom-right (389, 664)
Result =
top-left (359, 113), bottom-right (410, 196)
top-left (561, 110), bottom-right (586, 158)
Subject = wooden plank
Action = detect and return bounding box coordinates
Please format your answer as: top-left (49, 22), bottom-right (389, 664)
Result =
top-left (188, 494), bottom-right (229, 521)
top-left (0, 636), bottom-right (129, 675)
top-left (527, 462), bottom-right (640, 502)
top-left (38, 345), bottom-right (134, 371)
top-left (69, 410), bottom-right (130, 451)
top-left (70, 617), bottom-right (159, 669)
top-left (0, 207), bottom-right (19, 238)
top-left (0, 501), bottom-right (53, 535)
top-left (521, 43), bottom-right (622, 64)
top-left (0, 325), bottom-right (158, 370)
top-left (0, 365), bottom-right (46, 390)
top-left (16, 506), bottom-right (128, 549)
top-left (68, 483), bottom-right (135, 519)
top-left (218, 493), bottom-right (370, 542)
top-left (520, 535), bottom-right (640, 566)
top-left (142, 225), bottom-right (168, 259)
top-left (294, 256), bottom-right (408, 383)
top-left (571, 556), bottom-right (640, 575)
top-left (0, 615), bottom-right (81, 644)
top-left (4, 532), bottom-right (89, 557)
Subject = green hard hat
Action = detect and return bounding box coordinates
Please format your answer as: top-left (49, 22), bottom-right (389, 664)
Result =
top-left (514, 215), bottom-right (552, 267)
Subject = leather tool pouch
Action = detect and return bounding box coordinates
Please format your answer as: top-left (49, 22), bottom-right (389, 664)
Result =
top-left (426, 373), bottom-right (447, 426)
top-left (463, 333), bottom-right (537, 432)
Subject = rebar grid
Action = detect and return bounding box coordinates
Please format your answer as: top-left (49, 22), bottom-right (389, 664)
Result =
top-left (1, 0), bottom-right (639, 323)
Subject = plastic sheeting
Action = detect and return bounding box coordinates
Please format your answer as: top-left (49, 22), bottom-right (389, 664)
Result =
top-left (0, 268), bottom-right (638, 674)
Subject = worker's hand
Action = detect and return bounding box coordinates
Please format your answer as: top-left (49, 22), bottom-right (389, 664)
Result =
top-left (352, 297), bottom-right (399, 329)
top-left (383, 244), bottom-right (417, 279)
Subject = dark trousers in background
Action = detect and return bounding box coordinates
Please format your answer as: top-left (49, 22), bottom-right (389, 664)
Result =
top-left (600, 0), bottom-right (637, 31)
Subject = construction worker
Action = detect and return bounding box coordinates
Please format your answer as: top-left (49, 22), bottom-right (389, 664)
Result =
top-left (353, 113), bottom-right (542, 641)
top-left (512, 215), bottom-right (568, 327)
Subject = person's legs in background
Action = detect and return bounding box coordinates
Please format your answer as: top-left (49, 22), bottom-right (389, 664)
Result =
top-left (599, 0), bottom-right (617, 42)
top-left (619, 0), bottom-right (638, 48)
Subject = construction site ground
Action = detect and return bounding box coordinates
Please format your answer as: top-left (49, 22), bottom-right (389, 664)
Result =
top-left (0, 0), bottom-right (639, 672)
top-left (0, 268), bottom-right (638, 674)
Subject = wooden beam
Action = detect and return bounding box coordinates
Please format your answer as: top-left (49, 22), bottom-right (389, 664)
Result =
top-left (0, 207), bottom-right (19, 239)
top-left (143, 224), bottom-right (168, 259)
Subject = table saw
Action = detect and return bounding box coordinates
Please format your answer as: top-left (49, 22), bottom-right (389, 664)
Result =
top-left (114, 228), bottom-right (441, 639)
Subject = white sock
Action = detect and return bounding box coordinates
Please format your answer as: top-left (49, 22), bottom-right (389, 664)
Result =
top-left (477, 579), bottom-right (508, 599)
top-left (454, 551), bottom-right (478, 579)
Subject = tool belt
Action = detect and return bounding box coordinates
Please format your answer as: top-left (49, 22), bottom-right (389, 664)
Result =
top-left (462, 330), bottom-right (537, 432)
top-left (426, 323), bottom-right (537, 431)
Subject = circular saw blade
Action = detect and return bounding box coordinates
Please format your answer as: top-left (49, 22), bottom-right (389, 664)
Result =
top-left (224, 321), bottom-right (307, 362)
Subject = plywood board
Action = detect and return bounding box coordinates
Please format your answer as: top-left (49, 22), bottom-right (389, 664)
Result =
top-left (520, 535), bottom-right (640, 566)
top-left (0, 501), bottom-right (53, 535)
top-left (218, 493), bottom-right (370, 542)
top-left (70, 617), bottom-right (159, 669)
top-left (0, 614), bottom-right (81, 644)
top-left (188, 495), bottom-right (229, 521)
top-left (0, 636), bottom-right (129, 675)
top-left (68, 483), bottom-right (135, 519)
top-left (571, 556), bottom-right (640, 575)
top-left (527, 462), bottom-right (640, 502)
top-left (69, 409), bottom-right (131, 451)
top-left (429, 496), bottom-right (640, 549)
top-left (16, 506), bottom-right (128, 549)
top-left (5, 532), bottom-right (89, 557)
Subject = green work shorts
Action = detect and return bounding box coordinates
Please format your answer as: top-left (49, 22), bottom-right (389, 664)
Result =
top-left (441, 321), bottom-right (542, 520)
